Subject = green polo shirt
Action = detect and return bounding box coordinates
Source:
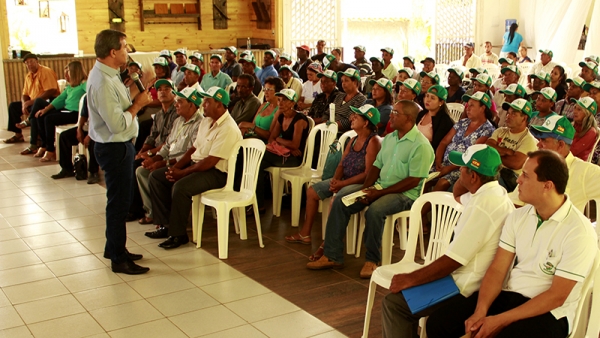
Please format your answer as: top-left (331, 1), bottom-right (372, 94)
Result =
top-left (373, 125), bottom-right (435, 200)
top-left (200, 70), bottom-right (233, 91)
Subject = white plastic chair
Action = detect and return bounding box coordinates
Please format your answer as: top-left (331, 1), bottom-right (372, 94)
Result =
top-left (446, 103), bottom-right (465, 123)
top-left (361, 192), bottom-right (463, 338)
top-left (570, 249), bottom-right (600, 338)
top-left (517, 62), bottom-right (534, 77)
top-left (583, 250), bottom-right (600, 338)
top-left (354, 172), bottom-right (440, 264)
top-left (193, 139), bottom-right (266, 259)
top-left (57, 79), bottom-right (67, 93)
top-left (55, 94), bottom-right (87, 161)
top-left (483, 64), bottom-right (500, 81)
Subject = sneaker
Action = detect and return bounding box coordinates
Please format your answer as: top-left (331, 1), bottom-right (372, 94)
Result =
top-left (87, 172), bottom-right (100, 184)
top-left (359, 261), bottom-right (378, 279)
top-left (306, 255), bottom-right (343, 270)
top-left (51, 170), bottom-right (75, 179)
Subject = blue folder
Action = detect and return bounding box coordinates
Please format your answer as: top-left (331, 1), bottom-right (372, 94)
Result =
top-left (401, 275), bottom-right (460, 314)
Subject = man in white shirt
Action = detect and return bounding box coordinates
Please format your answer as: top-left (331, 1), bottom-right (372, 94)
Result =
top-left (427, 149), bottom-right (597, 338)
top-left (462, 43), bottom-right (482, 70)
top-left (481, 41), bottom-right (499, 65)
top-left (529, 49), bottom-right (557, 85)
top-left (382, 144), bottom-right (514, 338)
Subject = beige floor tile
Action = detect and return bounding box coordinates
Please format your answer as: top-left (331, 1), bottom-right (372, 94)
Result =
top-left (27, 191), bottom-right (74, 203)
top-left (0, 239), bottom-right (30, 256)
top-left (0, 218), bottom-right (9, 229)
top-left (169, 305), bottom-right (246, 337)
top-left (127, 273), bottom-right (195, 298)
top-left (80, 238), bottom-right (107, 254)
top-left (0, 181), bottom-right (18, 191)
top-left (2, 278), bottom-right (69, 305)
top-left (199, 324), bottom-right (269, 338)
top-left (34, 242), bottom-right (91, 262)
top-left (225, 292), bottom-right (300, 323)
top-left (107, 318), bottom-right (187, 338)
top-left (253, 310), bottom-right (333, 338)
top-left (67, 186), bottom-right (106, 198)
top-left (52, 180), bottom-right (91, 190)
top-left (127, 230), bottom-right (166, 246)
top-left (12, 178), bottom-right (54, 188)
top-left (45, 254), bottom-right (106, 276)
top-left (59, 267), bottom-right (123, 293)
top-left (0, 326), bottom-right (33, 338)
top-left (0, 307), bottom-right (25, 331)
top-left (0, 188), bottom-right (26, 198)
top-left (0, 228), bottom-right (20, 242)
top-left (141, 241), bottom-right (198, 258)
top-left (201, 277), bottom-right (271, 304)
top-left (5, 212), bottom-right (54, 228)
top-left (76, 194), bottom-right (107, 206)
top-left (0, 195), bottom-right (33, 208)
top-left (20, 184), bottom-right (64, 195)
top-left (0, 290), bottom-right (10, 308)
top-left (13, 221), bottom-right (64, 238)
top-left (115, 258), bottom-right (174, 282)
top-left (179, 262), bottom-right (245, 287)
top-left (58, 215), bottom-right (106, 230)
top-left (158, 249), bottom-right (221, 271)
top-left (83, 334), bottom-right (110, 338)
top-left (0, 264), bottom-right (54, 287)
top-left (89, 299), bottom-right (163, 331)
top-left (147, 288), bottom-right (220, 317)
top-left (73, 283), bottom-right (143, 311)
top-left (309, 330), bottom-right (349, 338)
top-left (26, 312), bottom-right (105, 338)
top-left (0, 204), bottom-right (44, 218)
top-left (22, 232), bottom-right (78, 250)
top-left (0, 251), bottom-right (41, 271)
top-left (36, 199), bottom-right (86, 212)
top-left (68, 225), bottom-right (106, 241)
top-left (87, 203), bottom-right (107, 215)
top-left (47, 206), bottom-right (96, 221)
top-left (14, 294), bottom-right (85, 324)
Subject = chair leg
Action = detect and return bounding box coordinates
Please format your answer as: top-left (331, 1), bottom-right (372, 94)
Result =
top-left (271, 175), bottom-right (283, 217)
top-left (253, 200), bottom-right (265, 248)
top-left (196, 201), bottom-right (206, 249)
top-left (355, 211), bottom-right (366, 258)
top-left (216, 207), bottom-right (231, 259)
top-left (419, 224), bottom-right (426, 260)
top-left (192, 196), bottom-right (199, 243)
top-left (381, 217), bottom-right (394, 266)
top-left (419, 317), bottom-right (428, 338)
top-left (232, 207), bottom-right (240, 235)
top-left (238, 206), bottom-right (248, 240)
top-left (346, 214), bottom-right (357, 255)
top-left (290, 180), bottom-right (303, 227)
top-left (362, 279), bottom-right (378, 338)
top-left (399, 217), bottom-right (408, 250)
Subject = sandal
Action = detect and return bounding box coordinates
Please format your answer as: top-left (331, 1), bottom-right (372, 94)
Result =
top-left (20, 146), bottom-right (38, 155)
top-left (285, 233), bottom-right (311, 245)
top-left (309, 242), bottom-right (325, 262)
top-left (34, 148), bottom-right (47, 158)
top-left (40, 152), bottom-right (56, 162)
top-left (3, 134), bottom-right (24, 144)
top-left (138, 216), bottom-right (154, 225)
top-left (15, 120), bottom-right (30, 129)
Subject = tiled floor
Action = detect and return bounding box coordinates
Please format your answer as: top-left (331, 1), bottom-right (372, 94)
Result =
top-left (0, 129), bottom-right (348, 338)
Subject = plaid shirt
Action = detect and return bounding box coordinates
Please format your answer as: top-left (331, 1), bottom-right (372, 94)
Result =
top-left (144, 102), bottom-right (178, 146)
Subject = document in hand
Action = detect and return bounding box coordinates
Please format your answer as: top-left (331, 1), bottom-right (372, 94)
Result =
top-left (341, 184), bottom-right (383, 206)
top-left (401, 275), bottom-right (460, 314)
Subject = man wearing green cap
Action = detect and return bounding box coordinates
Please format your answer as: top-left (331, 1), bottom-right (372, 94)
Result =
top-left (428, 148), bottom-right (597, 338)
top-left (279, 65), bottom-right (303, 98)
top-left (309, 70), bottom-right (341, 124)
top-left (578, 60), bottom-right (598, 83)
top-left (446, 67), bottom-right (466, 104)
top-left (172, 49), bottom-right (188, 87)
top-left (530, 87), bottom-right (557, 126)
top-left (149, 86), bottom-right (241, 249)
top-left (530, 71), bottom-right (550, 93)
top-left (362, 57), bottom-right (386, 97)
top-left (200, 55), bottom-right (232, 91)
top-left (238, 54), bottom-right (263, 96)
top-left (381, 47), bottom-right (399, 80)
top-left (528, 49), bottom-right (557, 87)
top-left (189, 53), bottom-right (206, 82)
top-left (382, 144), bottom-right (514, 338)
top-left (351, 45), bottom-right (373, 77)
top-left (177, 64), bottom-right (202, 92)
top-left (496, 83), bottom-right (527, 127)
top-left (221, 46), bottom-right (242, 82)
top-left (554, 76), bottom-right (585, 121)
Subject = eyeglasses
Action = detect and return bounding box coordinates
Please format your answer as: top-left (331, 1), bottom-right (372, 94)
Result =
top-left (263, 87), bottom-right (275, 92)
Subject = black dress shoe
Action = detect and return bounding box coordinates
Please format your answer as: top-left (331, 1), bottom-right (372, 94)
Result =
top-left (51, 170), bottom-right (75, 179)
top-left (111, 260), bottom-right (150, 275)
top-left (145, 226), bottom-right (168, 239)
top-left (103, 250), bottom-right (143, 261)
top-left (158, 235), bottom-right (189, 249)
top-left (126, 212), bottom-right (145, 222)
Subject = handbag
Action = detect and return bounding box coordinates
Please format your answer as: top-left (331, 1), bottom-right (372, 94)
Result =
top-left (74, 152), bottom-right (88, 181)
top-left (266, 141), bottom-right (291, 157)
top-left (321, 138), bottom-right (347, 180)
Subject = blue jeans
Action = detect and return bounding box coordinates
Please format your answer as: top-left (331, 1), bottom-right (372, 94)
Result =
top-left (94, 141), bottom-right (135, 263)
top-left (323, 184), bottom-right (415, 264)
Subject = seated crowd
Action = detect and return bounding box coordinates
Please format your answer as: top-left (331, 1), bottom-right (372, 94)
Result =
top-left (3, 40), bottom-right (600, 338)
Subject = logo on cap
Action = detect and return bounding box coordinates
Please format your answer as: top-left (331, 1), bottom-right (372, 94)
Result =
top-left (471, 159), bottom-right (481, 168)
top-left (557, 125), bottom-right (565, 134)
top-left (216, 93), bottom-right (223, 99)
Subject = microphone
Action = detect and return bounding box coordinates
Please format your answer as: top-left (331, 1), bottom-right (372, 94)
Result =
top-left (130, 73), bottom-right (145, 92)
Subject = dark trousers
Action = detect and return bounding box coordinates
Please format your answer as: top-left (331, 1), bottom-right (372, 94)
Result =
top-left (36, 110), bottom-right (78, 151)
top-left (134, 119), bottom-right (153, 152)
top-left (58, 127), bottom-right (98, 174)
top-left (129, 158), bottom-right (145, 217)
top-left (426, 291), bottom-right (569, 338)
top-left (94, 141), bottom-right (135, 263)
top-left (7, 99), bottom-right (48, 138)
top-left (256, 152), bottom-right (302, 208)
top-left (148, 166), bottom-right (227, 237)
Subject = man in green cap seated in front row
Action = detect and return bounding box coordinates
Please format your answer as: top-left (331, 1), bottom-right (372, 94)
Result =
top-left (148, 86), bottom-right (242, 249)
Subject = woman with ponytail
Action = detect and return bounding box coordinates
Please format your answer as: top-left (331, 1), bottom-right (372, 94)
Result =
top-left (501, 23), bottom-right (524, 58)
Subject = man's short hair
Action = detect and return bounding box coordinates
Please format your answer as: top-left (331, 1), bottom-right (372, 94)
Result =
top-left (95, 30), bottom-right (127, 59)
top-left (467, 167), bottom-right (499, 185)
top-left (396, 100), bottom-right (420, 123)
top-left (317, 39), bottom-right (325, 44)
top-left (485, 41), bottom-right (492, 45)
top-left (527, 150), bottom-right (569, 194)
top-left (238, 73), bottom-right (255, 88)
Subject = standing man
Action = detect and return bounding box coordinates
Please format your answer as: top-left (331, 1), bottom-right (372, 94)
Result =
top-left (200, 55), bottom-right (232, 91)
top-left (87, 30), bottom-right (152, 274)
top-left (293, 45), bottom-right (311, 82)
top-left (381, 47), bottom-right (399, 80)
top-left (312, 40), bottom-right (327, 64)
top-left (481, 41), bottom-right (499, 65)
top-left (352, 45), bottom-right (373, 77)
top-left (221, 46), bottom-right (242, 82)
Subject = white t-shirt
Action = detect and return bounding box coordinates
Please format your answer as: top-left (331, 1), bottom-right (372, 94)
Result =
top-left (301, 80), bottom-right (322, 104)
top-left (481, 53), bottom-right (499, 65)
top-left (464, 54), bottom-right (482, 70)
top-left (489, 127), bottom-right (538, 174)
top-left (447, 181), bottom-right (515, 297)
top-left (530, 61), bottom-right (558, 78)
top-left (191, 111), bottom-right (242, 172)
top-left (499, 197), bottom-right (597, 332)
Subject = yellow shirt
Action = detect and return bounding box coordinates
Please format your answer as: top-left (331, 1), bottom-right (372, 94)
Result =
top-left (22, 65), bottom-right (59, 99)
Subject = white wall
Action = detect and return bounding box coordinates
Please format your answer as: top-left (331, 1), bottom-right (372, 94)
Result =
top-left (475, 0), bottom-right (521, 56)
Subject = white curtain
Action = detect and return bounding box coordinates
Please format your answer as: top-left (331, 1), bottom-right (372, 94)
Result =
top-left (584, 0), bottom-right (600, 58)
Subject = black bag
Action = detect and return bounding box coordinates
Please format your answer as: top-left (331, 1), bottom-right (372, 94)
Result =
top-left (500, 167), bottom-right (518, 192)
top-left (74, 153), bottom-right (88, 181)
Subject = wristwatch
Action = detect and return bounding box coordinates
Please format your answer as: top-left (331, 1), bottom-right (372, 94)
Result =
top-left (147, 150), bottom-right (154, 157)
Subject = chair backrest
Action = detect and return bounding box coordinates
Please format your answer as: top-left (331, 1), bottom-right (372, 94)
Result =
top-left (78, 94), bottom-right (87, 113)
top-left (402, 192), bottom-right (463, 265)
top-left (446, 103), bottom-right (465, 123)
top-left (257, 90), bottom-right (265, 102)
top-left (584, 250), bottom-right (600, 338)
top-left (586, 128), bottom-right (600, 162)
top-left (517, 62), bottom-right (534, 76)
top-left (302, 122), bottom-right (338, 171)
top-left (223, 139), bottom-right (266, 193)
top-left (307, 116), bottom-right (315, 132)
top-left (483, 64), bottom-right (500, 81)
top-left (337, 129), bottom-right (357, 150)
top-left (57, 79), bottom-right (67, 93)
top-left (571, 249), bottom-right (600, 338)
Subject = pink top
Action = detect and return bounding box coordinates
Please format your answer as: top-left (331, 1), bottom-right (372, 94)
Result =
top-left (418, 119), bottom-right (434, 141)
top-left (571, 124), bottom-right (598, 161)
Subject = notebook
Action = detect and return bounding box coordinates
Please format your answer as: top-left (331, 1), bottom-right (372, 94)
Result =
top-left (401, 275), bottom-right (460, 314)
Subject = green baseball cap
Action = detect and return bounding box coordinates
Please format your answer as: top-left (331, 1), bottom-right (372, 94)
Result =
top-left (448, 67), bottom-right (464, 80)
top-left (189, 52), bottom-right (204, 62)
top-left (498, 57), bottom-right (514, 65)
top-left (473, 73), bottom-right (492, 87)
top-left (279, 52), bottom-right (292, 61)
top-left (530, 115), bottom-right (575, 144)
top-left (238, 54), bottom-right (256, 64)
top-left (350, 104), bottom-right (380, 125)
top-left (210, 54), bottom-right (223, 63)
top-left (583, 81), bottom-right (600, 92)
top-left (586, 55), bottom-right (600, 64)
top-left (420, 71), bottom-right (440, 84)
top-left (449, 144), bottom-right (502, 177)
top-left (469, 67), bottom-right (487, 75)
top-left (398, 68), bottom-right (414, 78)
top-left (128, 61), bottom-right (142, 69)
top-left (531, 71), bottom-right (550, 83)
top-left (369, 56), bottom-right (384, 66)
top-left (501, 65), bottom-right (521, 76)
top-left (181, 64), bottom-right (200, 75)
top-left (403, 55), bottom-right (415, 64)
top-left (462, 91), bottom-right (492, 109)
top-left (224, 46), bottom-right (238, 56)
top-left (159, 49), bottom-right (172, 59)
top-left (380, 47), bottom-right (394, 55)
top-left (275, 88), bottom-right (298, 103)
top-left (175, 87), bottom-right (203, 107)
top-left (154, 79), bottom-right (174, 90)
top-left (369, 78), bottom-right (393, 95)
top-left (566, 76), bottom-right (586, 88)
top-left (571, 96), bottom-right (597, 116)
top-left (539, 49), bottom-right (553, 58)
top-left (399, 78), bottom-right (422, 95)
top-left (354, 45), bottom-right (366, 52)
top-left (533, 87), bottom-right (557, 102)
top-left (323, 54), bottom-right (336, 70)
top-left (152, 57), bottom-right (169, 67)
top-left (199, 86), bottom-right (230, 106)
top-left (264, 50), bottom-right (277, 58)
top-left (427, 85), bottom-right (448, 101)
top-left (316, 69), bottom-right (337, 82)
top-left (279, 65), bottom-right (294, 73)
top-left (501, 98), bottom-right (533, 117)
top-left (240, 50), bottom-right (253, 57)
top-left (499, 83), bottom-right (526, 97)
top-left (173, 48), bottom-right (187, 56)
top-left (338, 68), bottom-right (361, 82)
top-left (579, 61), bottom-right (599, 75)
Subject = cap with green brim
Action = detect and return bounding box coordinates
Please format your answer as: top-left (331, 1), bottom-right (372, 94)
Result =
top-left (499, 83), bottom-right (526, 97)
top-left (279, 65), bottom-right (294, 73)
top-left (173, 48), bottom-right (187, 56)
top-left (403, 55), bottom-right (415, 64)
top-left (350, 104), bottom-right (380, 125)
top-left (501, 98), bottom-right (533, 117)
top-left (533, 87), bottom-right (557, 102)
top-left (501, 65), bottom-right (521, 76)
top-left (570, 96), bottom-right (597, 116)
top-left (531, 71), bottom-right (550, 84)
top-left (448, 67), bottom-right (464, 80)
top-left (181, 64), bottom-right (200, 75)
top-left (566, 76), bottom-right (586, 88)
top-left (152, 57), bottom-right (169, 67)
top-left (579, 61), bottom-right (599, 75)
top-left (398, 68), bottom-right (414, 78)
top-left (238, 54), bottom-right (256, 64)
top-left (586, 55), bottom-right (600, 64)
top-left (462, 91), bottom-right (492, 109)
top-left (583, 81), bottom-right (600, 92)
top-left (317, 69), bottom-right (338, 82)
top-left (128, 61), bottom-right (142, 69)
top-left (240, 50), bottom-right (253, 57)
top-left (210, 54), bottom-right (223, 62)
top-left (279, 52), bottom-right (292, 61)
top-left (354, 45), bottom-right (366, 52)
top-left (448, 144), bottom-right (502, 177)
top-left (380, 47), bottom-right (394, 55)
top-left (369, 78), bottom-right (393, 95)
top-left (159, 49), bottom-right (172, 58)
top-left (224, 46), bottom-right (238, 56)
top-left (473, 73), bottom-right (492, 87)
top-left (420, 71), bottom-right (440, 84)
top-left (154, 79), bottom-right (174, 90)
top-left (530, 115), bottom-right (575, 144)
top-left (189, 53), bottom-right (204, 62)
top-left (498, 57), bottom-right (514, 65)
top-left (338, 68), bottom-right (361, 82)
top-left (323, 54), bottom-right (336, 70)
top-left (399, 78), bottom-right (421, 95)
top-left (174, 87), bottom-right (203, 107)
top-left (469, 67), bottom-right (487, 75)
top-left (539, 49), bottom-right (553, 58)
top-left (428, 85), bottom-right (448, 101)
top-left (369, 56), bottom-right (384, 66)
top-left (264, 50), bottom-right (277, 58)
top-left (199, 86), bottom-right (230, 106)
top-left (275, 88), bottom-right (298, 103)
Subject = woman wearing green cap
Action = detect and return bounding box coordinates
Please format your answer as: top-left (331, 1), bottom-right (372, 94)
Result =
top-left (571, 97), bottom-right (599, 161)
top-left (417, 85), bottom-right (455, 152)
top-left (365, 79), bottom-right (393, 135)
